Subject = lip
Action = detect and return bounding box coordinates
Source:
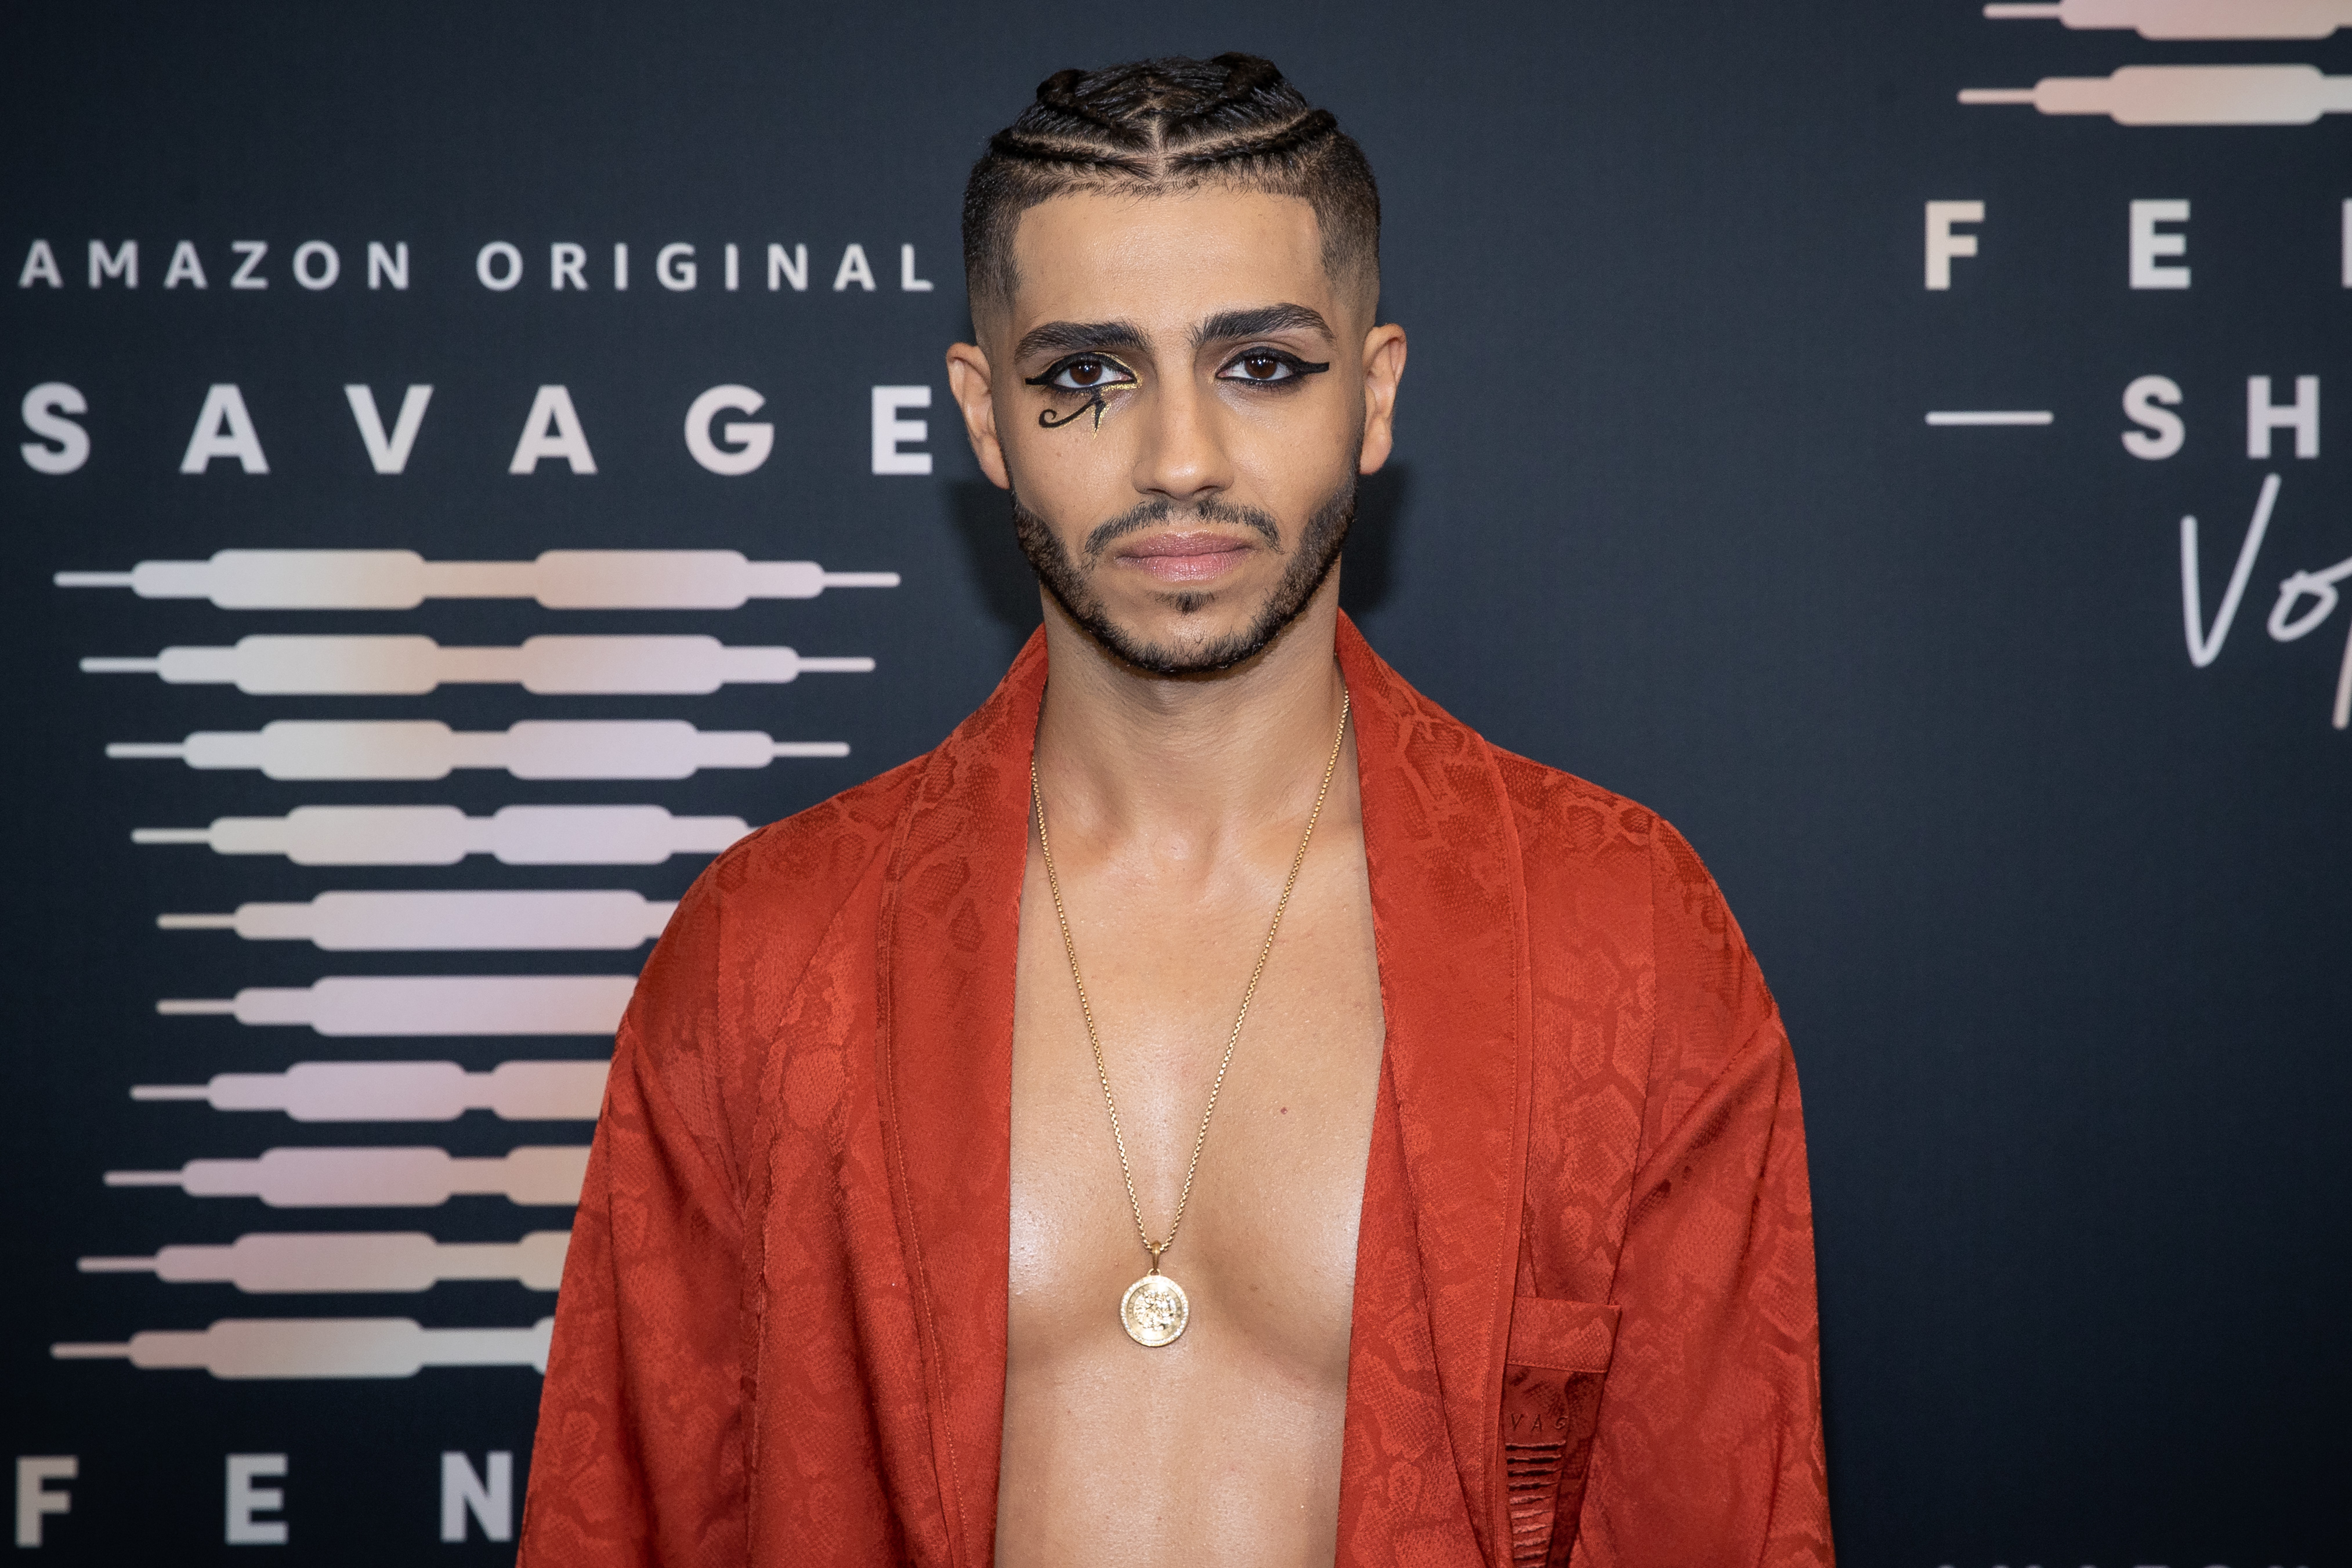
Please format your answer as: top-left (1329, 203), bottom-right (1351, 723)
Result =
top-left (1113, 530), bottom-right (1259, 584)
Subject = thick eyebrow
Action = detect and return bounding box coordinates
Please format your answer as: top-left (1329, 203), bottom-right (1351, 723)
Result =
top-left (1193, 304), bottom-right (1334, 348)
top-left (1014, 318), bottom-right (1146, 361)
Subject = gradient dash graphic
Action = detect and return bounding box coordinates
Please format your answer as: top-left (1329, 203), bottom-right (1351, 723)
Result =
top-left (160, 889), bottom-right (675, 950)
top-left (56, 548), bottom-right (897, 609)
top-left (80, 1231), bottom-right (570, 1292)
top-left (84, 635), bottom-right (873, 696)
top-left (55, 533), bottom-right (884, 1396)
top-left (155, 974), bottom-right (635, 1035)
top-left (108, 719), bottom-right (846, 779)
top-left (53, 1317), bottom-right (554, 1378)
top-left (132, 1060), bottom-right (609, 1121)
top-left (1961, 64), bottom-right (2352, 125)
top-left (133, 804), bottom-right (750, 865)
top-left (104, 1145), bottom-right (591, 1207)
top-left (1984, 1), bottom-right (2352, 39)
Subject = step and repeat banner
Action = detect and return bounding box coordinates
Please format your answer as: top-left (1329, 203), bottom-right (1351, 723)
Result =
top-left (4, 4), bottom-right (2346, 1565)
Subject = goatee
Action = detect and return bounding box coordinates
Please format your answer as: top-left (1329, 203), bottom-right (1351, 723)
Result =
top-left (1011, 477), bottom-right (1355, 677)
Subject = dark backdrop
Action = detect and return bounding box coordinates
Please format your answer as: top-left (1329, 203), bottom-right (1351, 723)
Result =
top-left (4, 4), bottom-right (2346, 1564)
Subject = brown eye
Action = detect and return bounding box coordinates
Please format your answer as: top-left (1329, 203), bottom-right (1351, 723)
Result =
top-left (1036, 354), bottom-right (1135, 392)
top-left (1216, 347), bottom-right (1329, 388)
top-left (1220, 349), bottom-right (1316, 386)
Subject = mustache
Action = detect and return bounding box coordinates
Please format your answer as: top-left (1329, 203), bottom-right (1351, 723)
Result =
top-left (1081, 497), bottom-right (1282, 564)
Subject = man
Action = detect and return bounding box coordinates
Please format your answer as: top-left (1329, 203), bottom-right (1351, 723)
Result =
top-left (520, 54), bottom-right (1830, 1568)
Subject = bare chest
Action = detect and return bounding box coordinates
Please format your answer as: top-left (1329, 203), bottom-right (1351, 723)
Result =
top-left (1006, 830), bottom-right (1385, 1361)
top-left (996, 832), bottom-right (1385, 1566)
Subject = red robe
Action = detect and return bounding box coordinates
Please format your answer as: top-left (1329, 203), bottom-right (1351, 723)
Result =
top-left (519, 617), bottom-right (1832, 1567)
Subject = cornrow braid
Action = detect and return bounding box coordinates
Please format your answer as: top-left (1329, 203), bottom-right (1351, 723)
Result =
top-left (984, 129), bottom-right (1152, 177)
top-left (1029, 67), bottom-right (1154, 150)
top-left (1169, 108), bottom-right (1342, 172)
top-left (1161, 52), bottom-right (1290, 136)
top-left (962, 53), bottom-right (1380, 323)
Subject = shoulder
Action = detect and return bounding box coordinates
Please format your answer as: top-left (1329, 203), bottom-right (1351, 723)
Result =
top-left (1483, 740), bottom-right (1786, 1139)
top-left (692, 753), bottom-right (924, 926)
top-left (646, 753), bottom-right (923, 1015)
top-left (1485, 743), bottom-right (1674, 915)
top-left (1485, 740), bottom-right (1775, 1023)
top-left (614, 756), bottom-right (922, 1185)
top-left (1489, 746), bottom-right (1660, 863)
top-left (635, 755), bottom-right (922, 1024)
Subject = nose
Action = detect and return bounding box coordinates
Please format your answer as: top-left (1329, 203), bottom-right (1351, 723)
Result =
top-left (1130, 368), bottom-right (1232, 506)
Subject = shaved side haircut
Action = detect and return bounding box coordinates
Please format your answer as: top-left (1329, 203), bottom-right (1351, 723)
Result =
top-left (961, 53), bottom-right (1381, 324)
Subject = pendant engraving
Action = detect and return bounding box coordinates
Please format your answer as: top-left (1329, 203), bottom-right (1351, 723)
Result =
top-left (1120, 1272), bottom-right (1189, 1347)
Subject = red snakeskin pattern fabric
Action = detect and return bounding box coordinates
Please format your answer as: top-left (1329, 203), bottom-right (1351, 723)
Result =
top-left (519, 617), bottom-right (1832, 1567)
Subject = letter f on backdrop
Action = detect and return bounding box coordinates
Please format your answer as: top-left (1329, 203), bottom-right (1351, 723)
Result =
top-left (1926, 201), bottom-right (1984, 289)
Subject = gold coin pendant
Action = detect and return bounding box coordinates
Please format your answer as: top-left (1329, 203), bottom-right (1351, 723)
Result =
top-left (1120, 1273), bottom-right (1189, 1348)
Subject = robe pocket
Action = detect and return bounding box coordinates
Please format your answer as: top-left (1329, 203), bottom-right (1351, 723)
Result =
top-left (1501, 1296), bottom-right (1619, 1568)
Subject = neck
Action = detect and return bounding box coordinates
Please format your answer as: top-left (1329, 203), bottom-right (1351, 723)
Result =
top-left (1031, 577), bottom-right (1354, 861)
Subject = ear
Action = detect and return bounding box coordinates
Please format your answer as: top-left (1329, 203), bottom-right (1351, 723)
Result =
top-left (1355, 322), bottom-right (1408, 475)
top-left (946, 340), bottom-right (1011, 490)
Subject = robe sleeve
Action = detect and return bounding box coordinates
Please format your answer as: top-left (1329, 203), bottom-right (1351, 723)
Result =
top-left (518, 870), bottom-right (752, 1568)
top-left (1573, 823), bottom-right (1833, 1566)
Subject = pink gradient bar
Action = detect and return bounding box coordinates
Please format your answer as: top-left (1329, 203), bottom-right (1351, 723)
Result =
top-left (1984, 1), bottom-right (2352, 39)
top-left (154, 975), bottom-right (637, 1036)
top-left (131, 1060), bottom-right (609, 1121)
top-left (78, 1231), bottom-right (569, 1292)
top-left (55, 548), bottom-right (896, 609)
top-left (52, 1317), bottom-right (554, 1378)
top-left (159, 889), bottom-right (674, 951)
top-left (108, 719), bottom-right (846, 780)
top-left (82, 634), bottom-right (871, 695)
top-left (133, 804), bottom-right (750, 866)
top-left (1961, 64), bottom-right (2352, 125)
top-left (103, 1145), bottom-right (589, 1207)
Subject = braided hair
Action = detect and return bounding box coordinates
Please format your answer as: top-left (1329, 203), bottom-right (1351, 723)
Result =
top-left (962, 54), bottom-right (1380, 323)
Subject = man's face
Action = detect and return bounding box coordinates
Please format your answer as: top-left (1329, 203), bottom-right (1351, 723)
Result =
top-left (947, 187), bottom-right (1404, 675)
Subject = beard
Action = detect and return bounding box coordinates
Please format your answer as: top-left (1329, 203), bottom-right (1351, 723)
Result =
top-left (1011, 476), bottom-right (1356, 677)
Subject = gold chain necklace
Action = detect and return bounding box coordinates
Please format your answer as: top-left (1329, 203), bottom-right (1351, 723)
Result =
top-left (1029, 686), bottom-right (1352, 1348)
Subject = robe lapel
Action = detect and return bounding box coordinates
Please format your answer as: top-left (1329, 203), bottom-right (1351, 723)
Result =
top-left (874, 631), bottom-right (1047, 1568)
top-left (1337, 615), bottom-right (1534, 1566)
